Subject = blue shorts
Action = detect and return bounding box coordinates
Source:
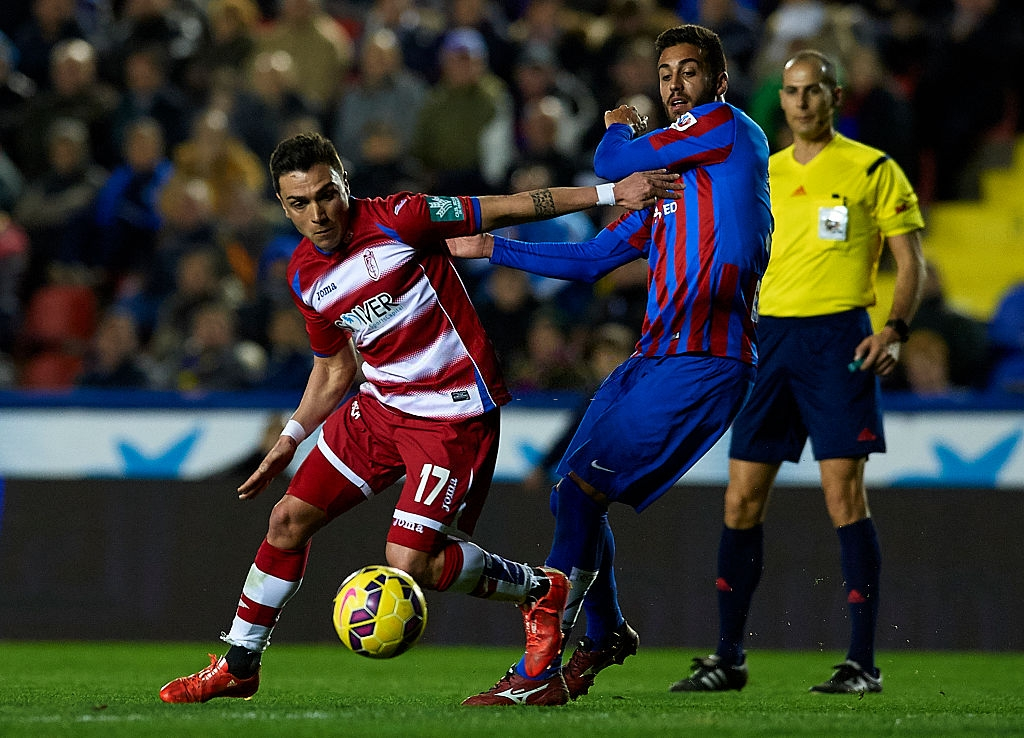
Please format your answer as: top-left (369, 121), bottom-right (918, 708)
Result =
top-left (728, 309), bottom-right (886, 463)
top-left (557, 354), bottom-right (754, 511)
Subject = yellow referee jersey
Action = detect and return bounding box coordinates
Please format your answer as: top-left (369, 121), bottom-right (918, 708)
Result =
top-left (760, 133), bottom-right (924, 317)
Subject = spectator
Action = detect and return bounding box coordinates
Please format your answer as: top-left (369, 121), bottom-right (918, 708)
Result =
top-left (444, 0), bottom-right (518, 84)
top-left (167, 107), bottom-right (266, 218)
top-left (97, 0), bottom-right (207, 91)
top-left (410, 27), bottom-right (514, 194)
top-left (582, 37), bottom-right (660, 153)
top-left (506, 0), bottom-right (590, 78)
top-left (510, 99), bottom-right (586, 188)
top-left (148, 246), bottom-right (230, 364)
top-left (473, 265), bottom-right (540, 374)
top-left (92, 116), bottom-right (174, 300)
top-left (987, 282), bottom-right (1024, 393)
top-left (495, 162), bottom-right (596, 316)
top-left (76, 308), bottom-right (153, 388)
top-left (913, 0), bottom-right (1024, 200)
top-left (0, 147), bottom-right (24, 212)
top-left (234, 230), bottom-right (300, 349)
top-left (215, 174), bottom-right (282, 299)
top-left (331, 28), bottom-right (427, 179)
top-left (11, 0), bottom-right (89, 90)
top-left (689, 0), bottom-right (761, 110)
top-left (511, 44), bottom-right (598, 168)
top-left (142, 176), bottom-right (218, 315)
top-left (578, 0), bottom-right (680, 98)
top-left (901, 329), bottom-right (954, 398)
top-left (903, 260), bottom-right (992, 391)
top-left (14, 38), bottom-right (120, 177)
top-left (183, 0), bottom-right (261, 101)
top-left (14, 117), bottom-right (107, 297)
top-left (521, 321), bottom-right (636, 492)
top-left (586, 257), bottom-right (649, 330)
top-left (256, 304), bottom-right (313, 390)
top-left (837, 44), bottom-right (917, 187)
top-left (0, 32), bottom-right (37, 155)
top-left (110, 44), bottom-right (192, 157)
top-left (256, 0), bottom-right (354, 114)
top-left (215, 49), bottom-right (319, 168)
top-left (0, 212), bottom-right (29, 355)
top-left (162, 299), bottom-right (264, 391)
top-left (506, 307), bottom-right (588, 393)
top-left (359, 0), bottom-right (445, 83)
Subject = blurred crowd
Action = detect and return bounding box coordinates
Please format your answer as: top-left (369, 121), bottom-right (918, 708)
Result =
top-left (1, 0), bottom-right (1024, 397)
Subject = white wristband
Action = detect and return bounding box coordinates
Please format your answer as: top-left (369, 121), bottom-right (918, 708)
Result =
top-left (281, 418), bottom-right (307, 443)
top-left (595, 182), bottom-right (616, 207)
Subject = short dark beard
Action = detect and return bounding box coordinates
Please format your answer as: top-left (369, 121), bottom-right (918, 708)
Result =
top-left (530, 189), bottom-right (556, 218)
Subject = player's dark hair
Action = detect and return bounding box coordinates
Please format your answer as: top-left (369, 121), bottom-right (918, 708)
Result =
top-left (269, 132), bottom-right (344, 194)
top-left (655, 24), bottom-right (727, 80)
top-left (784, 49), bottom-right (839, 94)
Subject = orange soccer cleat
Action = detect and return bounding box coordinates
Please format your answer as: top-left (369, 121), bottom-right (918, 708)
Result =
top-left (519, 567), bottom-right (570, 679)
top-left (159, 654), bottom-right (260, 703)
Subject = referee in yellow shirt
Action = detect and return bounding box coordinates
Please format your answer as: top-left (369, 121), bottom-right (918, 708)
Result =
top-left (673, 49), bottom-right (925, 695)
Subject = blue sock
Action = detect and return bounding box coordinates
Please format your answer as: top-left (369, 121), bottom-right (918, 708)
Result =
top-left (514, 476), bottom-right (605, 679)
top-left (715, 524), bottom-right (764, 666)
top-left (838, 518), bottom-right (880, 674)
top-left (581, 518), bottom-right (624, 648)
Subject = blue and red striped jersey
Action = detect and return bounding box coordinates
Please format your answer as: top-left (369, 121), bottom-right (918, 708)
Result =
top-left (491, 101), bottom-right (773, 365)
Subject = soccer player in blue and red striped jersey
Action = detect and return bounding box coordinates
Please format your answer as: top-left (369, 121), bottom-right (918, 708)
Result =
top-left (157, 132), bottom-right (678, 705)
top-left (457, 25), bottom-right (773, 705)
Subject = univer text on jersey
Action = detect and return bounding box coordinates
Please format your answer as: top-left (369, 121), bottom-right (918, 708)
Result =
top-left (334, 292), bottom-right (401, 332)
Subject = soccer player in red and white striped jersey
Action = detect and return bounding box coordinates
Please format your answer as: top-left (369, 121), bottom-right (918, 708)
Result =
top-left (158, 131), bottom-right (678, 704)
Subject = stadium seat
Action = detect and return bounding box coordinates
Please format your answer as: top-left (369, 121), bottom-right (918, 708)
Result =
top-left (19, 284), bottom-right (99, 353)
top-left (19, 351), bottom-right (84, 389)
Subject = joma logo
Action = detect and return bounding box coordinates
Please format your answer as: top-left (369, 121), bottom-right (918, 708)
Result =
top-left (315, 283), bottom-right (337, 300)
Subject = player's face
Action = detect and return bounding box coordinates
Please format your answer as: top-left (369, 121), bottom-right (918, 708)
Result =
top-left (277, 162), bottom-right (351, 252)
top-left (779, 59), bottom-right (837, 143)
top-left (658, 42), bottom-right (727, 121)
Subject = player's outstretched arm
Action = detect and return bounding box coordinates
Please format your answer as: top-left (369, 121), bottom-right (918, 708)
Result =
top-left (237, 344), bottom-right (358, 500)
top-left (446, 233), bottom-right (493, 259)
top-left (476, 170), bottom-right (678, 231)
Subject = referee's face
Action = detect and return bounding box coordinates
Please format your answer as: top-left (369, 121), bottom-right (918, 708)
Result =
top-left (779, 59), bottom-right (837, 143)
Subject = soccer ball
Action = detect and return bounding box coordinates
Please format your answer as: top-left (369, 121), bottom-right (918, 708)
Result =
top-left (332, 565), bottom-right (428, 658)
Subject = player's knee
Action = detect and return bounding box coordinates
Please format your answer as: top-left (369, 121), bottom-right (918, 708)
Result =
top-left (267, 498), bottom-right (322, 549)
top-left (723, 486), bottom-right (767, 527)
top-left (385, 546), bottom-right (435, 588)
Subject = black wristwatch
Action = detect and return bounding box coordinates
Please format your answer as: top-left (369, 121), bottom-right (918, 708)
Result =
top-left (885, 318), bottom-right (910, 343)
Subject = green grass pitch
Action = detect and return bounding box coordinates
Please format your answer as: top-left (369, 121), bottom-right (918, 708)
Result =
top-left (1, 642), bottom-right (1022, 737)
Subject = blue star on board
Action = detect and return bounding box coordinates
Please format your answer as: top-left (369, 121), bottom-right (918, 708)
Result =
top-left (892, 429), bottom-right (1021, 487)
top-left (116, 428), bottom-right (202, 478)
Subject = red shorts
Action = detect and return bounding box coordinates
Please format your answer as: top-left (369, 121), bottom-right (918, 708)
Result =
top-left (287, 392), bottom-right (500, 554)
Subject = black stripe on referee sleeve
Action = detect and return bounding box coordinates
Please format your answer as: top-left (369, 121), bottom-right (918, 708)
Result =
top-left (866, 155), bottom-right (890, 176)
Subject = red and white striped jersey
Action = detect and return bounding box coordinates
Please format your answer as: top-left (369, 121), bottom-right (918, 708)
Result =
top-left (286, 192), bottom-right (510, 420)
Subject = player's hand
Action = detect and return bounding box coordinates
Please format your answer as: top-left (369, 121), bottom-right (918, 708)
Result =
top-left (446, 234), bottom-right (494, 259)
top-left (613, 170), bottom-right (681, 210)
top-left (237, 436), bottom-right (298, 500)
top-left (851, 333), bottom-right (901, 377)
top-left (605, 104), bottom-right (649, 135)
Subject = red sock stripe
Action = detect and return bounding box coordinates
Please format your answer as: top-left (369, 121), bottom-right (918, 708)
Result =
top-left (237, 593), bottom-right (281, 627)
top-left (435, 541), bottom-right (464, 592)
top-left (254, 539), bottom-right (310, 580)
